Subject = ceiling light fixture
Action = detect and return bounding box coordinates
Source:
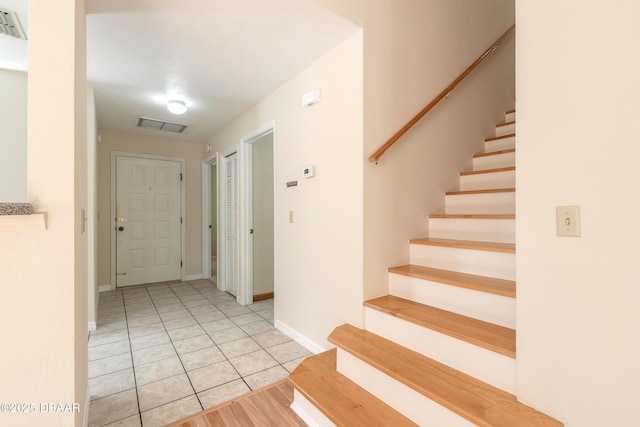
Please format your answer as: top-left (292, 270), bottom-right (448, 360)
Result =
top-left (167, 99), bottom-right (187, 115)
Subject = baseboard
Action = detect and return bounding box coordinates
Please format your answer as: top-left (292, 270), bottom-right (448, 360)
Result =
top-left (253, 292), bottom-right (274, 302)
top-left (98, 284), bottom-right (114, 292)
top-left (88, 321), bottom-right (97, 332)
top-left (275, 320), bottom-right (326, 355)
top-left (186, 274), bottom-right (203, 281)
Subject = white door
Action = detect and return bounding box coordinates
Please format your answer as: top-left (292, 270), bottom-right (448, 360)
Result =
top-left (224, 152), bottom-right (239, 296)
top-left (116, 156), bottom-right (182, 287)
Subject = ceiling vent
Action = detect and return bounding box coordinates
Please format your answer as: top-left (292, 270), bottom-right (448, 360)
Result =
top-left (0, 8), bottom-right (27, 40)
top-left (137, 117), bottom-right (187, 134)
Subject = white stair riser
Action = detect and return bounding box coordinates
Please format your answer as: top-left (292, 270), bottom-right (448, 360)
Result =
top-left (485, 136), bottom-right (515, 151)
top-left (495, 122), bottom-right (515, 137)
top-left (291, 390), bottom-right (337, 427)
top-left (389, 273), bottom-right (515, 328)
top-left (336, 349), bottom-right (475, 427)
top-left (445, 192), bottom-right (515, 214)
top-left (459, 170), bottom-right (515, 191)
top-left (473, 151), bottom-right (515, 170)
top-left (505, 111), bottom-right (516, 122)
top-left (364, 308), bottom-right (517, 394)
top-left (429, 218), bottom-right (515, 244)
top-left (410, 244), bottom-right (515, 281)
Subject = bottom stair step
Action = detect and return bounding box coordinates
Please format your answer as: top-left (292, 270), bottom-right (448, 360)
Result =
top-left (288, 349), bottom-right (417, 427)
top-left (329, 324), bottom-right (563, 427)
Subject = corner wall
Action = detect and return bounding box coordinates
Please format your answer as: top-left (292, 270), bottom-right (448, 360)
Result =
top-left (208, 31), bottom-right (364, 349)
top-left (516, 2), bottom-right (640, 425)
top-left (97, 130), bottom-right (204, 287)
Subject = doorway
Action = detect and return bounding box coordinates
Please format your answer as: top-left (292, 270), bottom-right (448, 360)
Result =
top-left (112, 154), bottom-right (184, 287)
top-left (210, 161), bottom-right (218, 284)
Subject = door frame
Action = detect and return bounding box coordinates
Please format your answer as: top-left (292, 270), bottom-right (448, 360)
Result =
top-left (201, 152), bottom-right (220, 285)
top-left (239, 121), bottom-right (276, 306)
top-left (110, 151), bottom-right (187, 289)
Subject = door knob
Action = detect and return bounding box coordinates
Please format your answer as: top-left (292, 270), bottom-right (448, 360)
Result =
top-left (118, 226), bottom-right (125, 231)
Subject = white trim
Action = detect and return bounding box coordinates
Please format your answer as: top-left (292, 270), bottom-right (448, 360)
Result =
top-left (291, 390), bottom-right (336, 427)
top-left (88, 321), bottom-right (97, 332)
top-left (185, 274), bottom-right (203, 281)
top-left (275, 319), bottom-right (326, 355)
top-left (239, 121), bottom-right (276, 306)
top-left (110, 151), bottom-right (187, 287)
top-left (99, 284), bottom-right (114, 293)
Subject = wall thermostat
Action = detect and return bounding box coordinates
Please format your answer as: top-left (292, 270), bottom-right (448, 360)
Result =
top-left (303, 165), bottom-right (315, 178)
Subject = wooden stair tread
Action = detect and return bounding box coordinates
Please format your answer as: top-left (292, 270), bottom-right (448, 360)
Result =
top-left (429, 213), bottom-right (515, 219)
top-left (365, 295), bottom-right (515, 357)
top-left (410, 237), bottom-right (515, 253)
top-left (460, 166), bottom-right (515, 176)
top-left (496, 120), bottom-right (515, 128)
top-left (446, 187), bottom-right (515, 196)
top-left (485, 133), bottom-right (515, 142)
top-left (288, 349), bottom-right (417, 427)
top-left (329, 325), bottom-right (563, 427)
top-left (505, 109), bottom-right (516, 115)
top-left (388, 264), bottom-right (516, 298)
top-left (473, 148), bottom-right (515, 158)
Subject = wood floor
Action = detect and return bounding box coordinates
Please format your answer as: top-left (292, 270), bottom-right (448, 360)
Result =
top-left (165, 380), bottom-right (307, 427)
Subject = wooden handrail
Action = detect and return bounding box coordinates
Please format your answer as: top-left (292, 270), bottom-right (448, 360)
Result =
top-left (369, 24), bottom-right (515, 163)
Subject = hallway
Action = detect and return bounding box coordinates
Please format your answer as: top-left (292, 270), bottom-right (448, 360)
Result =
top-left (88, 280), bottom-right (310, 427)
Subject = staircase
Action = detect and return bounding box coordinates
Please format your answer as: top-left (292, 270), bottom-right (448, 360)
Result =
top-left (288, 111), bottom-right (563, 426)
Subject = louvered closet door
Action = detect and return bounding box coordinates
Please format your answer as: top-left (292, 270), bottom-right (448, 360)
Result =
top-left (225, 152), bottom-right (239, 296)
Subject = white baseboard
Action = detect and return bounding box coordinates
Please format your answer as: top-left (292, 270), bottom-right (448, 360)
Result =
top-left (291, 390), bottom-right (336, 427)
top-left (275, 320), bottom-right (326, 355)
top-left (186, 274), bottom-right (203, 281)
top-left (88, 321), bottom-right (96, 332)
top-left (98, 284), bottom-right (114, 292)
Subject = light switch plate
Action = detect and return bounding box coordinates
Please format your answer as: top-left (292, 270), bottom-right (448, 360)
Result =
top-left (556, 206), bottom-right (581, 237)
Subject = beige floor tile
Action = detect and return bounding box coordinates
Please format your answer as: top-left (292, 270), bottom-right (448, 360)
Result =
top-left (155, 303), bottom-right (187, 314)
top-left (151, 296), bottom-right (181, 306)
top-left (173, 334), bottom-right (214, 355)
top-left (229, 312), bottom-right (263, 326)
top-left (181, 296), bottom-right (210, 306)
top-left (162, 315), bottom-right (197, 331)
top-left (98, 306), bottom-right (126, 317)
top-left (126, 307), bottom-right (158, 320)
top-left (89, 339), bottom-right (131, 362)
top-left (137, 373), bottom-right (194, 412)
top-left (265, 340), bottom-right (311, 364)
top-left (219, 306), bottom-right (252, 317)
top-left (187, 360), bottom-right (241, 392)
top-left (200, 318), bottom-right (235, 334)
top-left (158, 308), bottom-right (192, 321)
top-left (247, 300), bottom-right (274, 312)
top-left (126, 314), bottom-right (161, 328)
top-left (128, 323), bottom-right (166, 339)
top-left (251, 329), bottom-right (290, 348)
top-left (134, 355), bottom-right (185, 386)
top-left (179, 346), bottom-right (226, 372)
top-left (208, 326), bottom-right (248, 345)
top-left (256, 308), bottom-right (274, 322)
top-left (130, 331), bottom-right (170, 352)
top-left (140, 395), bottom-right (202, 427)
top-left (93, 319), bottom-right (128, 335)
top-left (167, 324), bottom-right (205, 341)
top-left (89, 352), bottom-right (133, 378)
top-left (239, 320), bottom-right (275, 336)
top-left (197, 378), bottom-right (251, 410)
top-left (102, 414), bottom-right (141, 427)
top-left (89, 330), bottom-right (129, 348)
top-left (218, 337), bottom-right (261, 359)
top-left (186, 303), bottom-right (219, 314)
top-left (89, 368), bottom-right (135, 400)
top-left (192, 310), bottom-right (227, 323)
top-left (88, 389), bottom-right (138, 427)
top-left (243, 365), bottom-right (289, 390)
top-left (132, 343), bottom-right (177, 366)
top-left (229, 350), bottom-right (278, 377)
top-left (99, 299), bottom-right (125, 309)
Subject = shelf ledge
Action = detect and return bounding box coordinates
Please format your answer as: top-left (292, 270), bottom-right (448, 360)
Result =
top-left (0, 213), bottom-right (47, 231)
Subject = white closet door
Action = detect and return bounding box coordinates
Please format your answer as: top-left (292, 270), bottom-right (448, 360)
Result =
top-left (225, 153), bottom-right (239, 296)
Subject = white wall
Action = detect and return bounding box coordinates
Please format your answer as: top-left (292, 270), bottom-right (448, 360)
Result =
top-left (97, 130), bottom-right (204, 287)
top-left (0, 69), bottom-right (27, 202)
top-left (516, 2), bottom-right (640, 425)
top-left (208, 31), bottom-right (364, 349)
top-left (0, 1), bottom-right (88, 426)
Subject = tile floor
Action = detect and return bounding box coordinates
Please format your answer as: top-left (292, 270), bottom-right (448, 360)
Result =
top-left (88, 280), bottom-right (311, 427)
